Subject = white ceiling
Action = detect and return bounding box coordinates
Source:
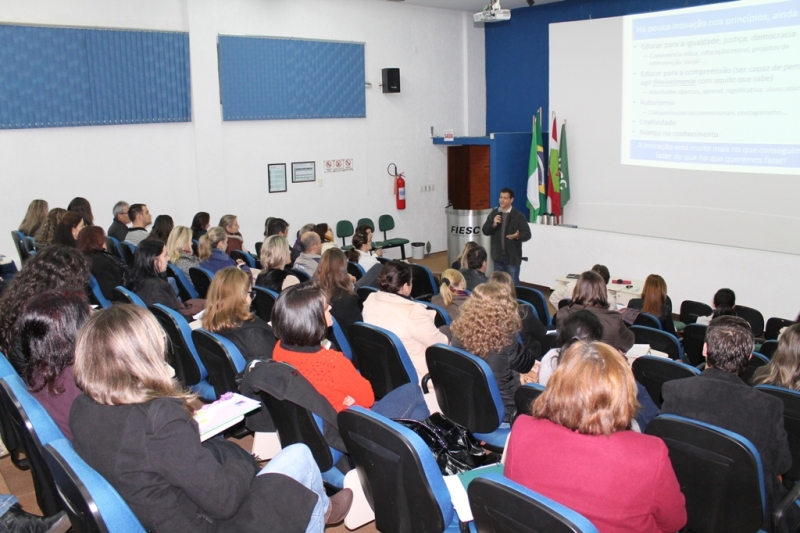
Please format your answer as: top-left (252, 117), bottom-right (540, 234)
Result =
top-left (383, 0), bottom-right (564, 12)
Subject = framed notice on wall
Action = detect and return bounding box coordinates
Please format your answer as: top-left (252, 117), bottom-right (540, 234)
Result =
top-left (292, 161), bottom-right (316, 183)
top-left (268, 163), bottom-right (287, 193)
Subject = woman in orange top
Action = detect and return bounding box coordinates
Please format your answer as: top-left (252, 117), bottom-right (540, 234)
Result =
top-left (271, 283), bottom-right (429, 420)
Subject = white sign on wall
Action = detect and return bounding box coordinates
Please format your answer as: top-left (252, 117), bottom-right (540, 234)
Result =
top-left (323, 159), bottom-right (354, 172)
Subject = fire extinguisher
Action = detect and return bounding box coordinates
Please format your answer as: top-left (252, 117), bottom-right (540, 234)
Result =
top-left (388, 163), bottom-right (406, 210)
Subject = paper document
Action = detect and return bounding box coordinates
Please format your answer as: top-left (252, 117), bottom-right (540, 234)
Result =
top-left (194, 392), bottom-right (260, 441)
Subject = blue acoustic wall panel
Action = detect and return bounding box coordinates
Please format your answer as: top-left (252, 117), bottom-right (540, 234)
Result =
top-left (218, 36), bottom-right (365, 121)
top-left (0, 25), bottom-right (190, 129)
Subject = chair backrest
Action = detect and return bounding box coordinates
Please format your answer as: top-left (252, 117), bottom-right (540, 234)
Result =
top-left (338, 406), bottom-right (455, 533)
top-left (357, 286), bottom-right (378, 304)
top-left (149, 304), bottom-right (213, 399)
top-left (188, 266), bottom-right (214, 299)
top-left (288, 267), bottom-right (311, 283)
top-left (230, 250), bottom-right (256, 268)
top-left (347, 261), bottom-right (365, 280)
top-left (516, 287), bottom-right (551, 328)
top-left (357, 218), bottom-right (375, 231)
top-left (680, 300), bottom-right (713, 325)
top-left (252, 286), bottom-right (279, 323)
top-left (0, 355), bottom-right (25, 469)
top-left (631, 355), bottom-right (700, 408)
top-left (740, 352), bottom-right (769, 385)
top-left (378, 214), bottom-right (396, 235)
top-left (25, 235), bottom-right (37, 253)
top-left (759, 340), bottom-right (779, 359)
top-left (0, 376), bottom-right (65, 516)
top-left (347, 323), bottom-right (417, 399)
top-left (645, 414), bottom-right (766, 533)
top-left (11, 230), bottom-right (30, 263)
top-left (105, 236), bottom-right (125, 262)
top-left (416, 300), bottom-right (451, 328)
top-left (409, 263), bottom-right (439, 299)
top-left (755, 385), bottom-right (800, 484)
top-left (425, 344), bottom-right (504, 433)
top-left (469, 473), bottom-right (600, 533)
top-left (44, 438), bottom-right (147, 533)
top-left (558, 298), bottom-right (572, 309)
top-left (736, 305), bottom-right (765, 337)
top-left (518, 300), bottom-right (539, 321)
top-left (88, 275), bottom-right (112, 309)
top-left (682, 324), bottom-right (708, 367)
top-left (633, 312), bottom-right (662, 330)
top-left (630, 325), bottom-right (684, 362)
top-left (330, 316), bottom-right (354, 361)
top-left (111, 287), bottom-right (147, 308)
top-left (514, 383), bottom-right (546, 420)
top-left (120, 242), bottom-right (136, 267)
top-left (336, 220), bottom-right (355, 247)
top-left (165, 263), bottom-right (199, 300)
top-left (190, 329), bottom-right (247, 399)
top-left (765, 317), bottom-right (795, 341)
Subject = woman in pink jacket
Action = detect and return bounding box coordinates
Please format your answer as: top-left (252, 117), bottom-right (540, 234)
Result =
top-left (362, 261), bottom-right (448, 382)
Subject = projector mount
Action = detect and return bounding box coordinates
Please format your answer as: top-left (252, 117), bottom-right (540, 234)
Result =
top-left (474, 0), bottom-right (511, 23)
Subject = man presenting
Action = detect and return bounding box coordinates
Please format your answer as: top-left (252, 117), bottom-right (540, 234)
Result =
top-left (482, 188), bottom-right (531, 286)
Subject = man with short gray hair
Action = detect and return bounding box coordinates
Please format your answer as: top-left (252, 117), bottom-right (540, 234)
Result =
top-left (108, 201), bottom-right (129, 242)
top-left (293, 232), bottom-right (322, 276)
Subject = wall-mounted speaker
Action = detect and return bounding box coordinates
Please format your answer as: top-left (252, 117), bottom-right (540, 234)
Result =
top-left (382, 68), bottom-right (400, 93)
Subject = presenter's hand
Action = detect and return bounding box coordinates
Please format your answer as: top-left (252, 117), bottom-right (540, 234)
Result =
top-left (493, 214), bottom-right (501, 227)
top-left (506, 231), bottom-right (520, 240)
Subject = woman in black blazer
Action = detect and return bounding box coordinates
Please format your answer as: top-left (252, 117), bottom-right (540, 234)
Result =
top-left (77, 226), bottom-right (126, 300)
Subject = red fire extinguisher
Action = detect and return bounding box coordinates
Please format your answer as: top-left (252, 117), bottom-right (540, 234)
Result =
top-left (389, 163), bottom-right (406, 210)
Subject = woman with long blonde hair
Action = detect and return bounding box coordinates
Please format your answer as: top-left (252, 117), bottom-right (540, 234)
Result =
top-left (70, 304), bottom-right (349, 532)
top-left (450, 282), bottom-right (534, 421)
top-left (19, 199), bottom-right (48, 237)
top-left (255, 235), bottom-right (299, 292)
top-left (431, 269), bottom-right (468, 321)
top-left (166, 225), bottom-right (199, 278)
top-left (753, 323), bottom-right (800, 390)
top-left (219, 214), bottom-right (247, 255)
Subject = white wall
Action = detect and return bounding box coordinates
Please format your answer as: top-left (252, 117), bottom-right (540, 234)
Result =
top-left (0, 0), bottom-right (486, 261)
top-left (522, 224), bottom-right (800, 321)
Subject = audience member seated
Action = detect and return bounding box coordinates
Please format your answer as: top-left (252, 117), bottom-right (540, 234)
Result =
top-left (431, 269), bottom-right (469, 321)
top-left (354, 224), bottom-right (383, 257)
top-left (549, 264), bottom-right (617, 309)
top-left (267, 218), bottom-right (300, 265)
top-left (506, 340), bottom-right (686, 533)
top-left (262, 217), bottom-right (275, 239)
top-left (107, 201), bottom-right (130, 243)
top-left (660, 316), bottom-right (796, 529)
top-left (128, 239), bottom-right (204, 318)
top-left (70, 304), bottom-right (352, 532)
top-left (293, 223), bottom-right (316, 255)
top-left (626, 274), bottom-right (676, 334)
top-left (34, 207), bottom-right (66, 248)
top-left (451, 283), bottom-right (535, 422)
top-left (753, 323), bottom-right (800, 390)
top-left (77, 226), bottom-right (126, 301)
top-left (53, 211), bottom-right (84, 247)
top-left (459, 245), bottom-right (489, 291)
top-left (362, 260), bottom-right (448, 381)
top-left (313, 223), bottom-right (336, 254)
top-left (199, 227), bottom-right (250, 275)
top-left (220, 214), bottom-right (247, 255)
top-left (191, 211), bottom-right (210, 241)
top-left (346, 231), bottom-right (380, 271)
top-left (16, 290), bottom-right (89, 440)
top-left (0, 246), bottom-right (90, 373)
top-left (556, 271), bottom-right (635, 353)
top-left (255, 235), bottom-right (299, 292)
top-left (202, 267), bottom-right (276, 366)
top-left (451, 241), bottom-right (478, 270)
top-left (124, 203), bottom-right (152, 246)
top-left (490, 271), bottom-right (547, 360)
top-left (294, 231), bottom-right (323, 277)
top-left (696, 287), bottom-right (737, 325)
top-left (67, 197), bottom-right (94, 227)
top-left (148, 214), bottom-right (174, 243)
top-left (313, 249), bottom-right (362, 333)
top-left (166, 225), bottom-right (200, 278)
top-left (271, 284), bottom-right (429, 420)
top-left (18, 199), bottom-right (48, 237)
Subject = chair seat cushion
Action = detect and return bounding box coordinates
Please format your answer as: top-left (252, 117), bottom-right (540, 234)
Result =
top-left (380, 238), bottom-right (410, 246)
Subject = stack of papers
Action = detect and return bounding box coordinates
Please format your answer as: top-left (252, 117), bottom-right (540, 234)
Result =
top-left (193, 392), bottom-right (260, 441)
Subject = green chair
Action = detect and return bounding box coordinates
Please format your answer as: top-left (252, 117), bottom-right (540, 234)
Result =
top-left (336, 220), bottom-right (354, 248)
top-left (377, 215), bottom-right (409, 259)
top-left (356, 218), bottom-right (375, 231)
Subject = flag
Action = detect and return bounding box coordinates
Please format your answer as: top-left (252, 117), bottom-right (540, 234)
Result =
top-left (560, 121), bottom-right (570, 210)
top-left (526, 111), bottom-right (546, 221)
top-left (547, 112), bottom-right (561, 217)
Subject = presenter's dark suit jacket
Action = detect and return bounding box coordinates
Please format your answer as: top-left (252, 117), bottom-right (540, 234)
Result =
top-left (481, 208), bottom-right (531, 266)
top-left (660, 368), bottom-right (791, 528)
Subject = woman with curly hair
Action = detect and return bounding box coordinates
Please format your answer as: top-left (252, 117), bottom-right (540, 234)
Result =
top-left (490, 271), bottom-right (547, 360)
top-left (753, 323), bottom-right (800, 390)
top-left (450, 282), bottom-right (534, 422)
top-left (34, 208), bottom-right (67, 247)
top-left (0, 245), bottom-right (91, 373)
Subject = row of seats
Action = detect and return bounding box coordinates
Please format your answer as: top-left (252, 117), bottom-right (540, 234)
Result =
top-left (335, 215), bottom-right (409, 259)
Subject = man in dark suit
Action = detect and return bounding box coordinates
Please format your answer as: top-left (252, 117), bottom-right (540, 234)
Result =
top-left (660, 316), bottom-right (792, 530)
top-left (459, 245), bottom-right (488, 291)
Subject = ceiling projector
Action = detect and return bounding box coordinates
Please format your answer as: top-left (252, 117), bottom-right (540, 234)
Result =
top-left (474, 1), bottom-right (511, 22)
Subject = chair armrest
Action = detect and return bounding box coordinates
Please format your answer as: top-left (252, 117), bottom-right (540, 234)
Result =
top-left (421, 373), bottom-right (431, 394)
top-left (773, 477), bottom-right (800, 532)
top-left (417, 294), bottom-right (434, 302)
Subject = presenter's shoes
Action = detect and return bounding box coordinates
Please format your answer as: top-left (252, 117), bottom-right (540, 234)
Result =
top-left (324, 488), bottom-right (353, 526)
top-left (0, 506), bottom-right (70, 533)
